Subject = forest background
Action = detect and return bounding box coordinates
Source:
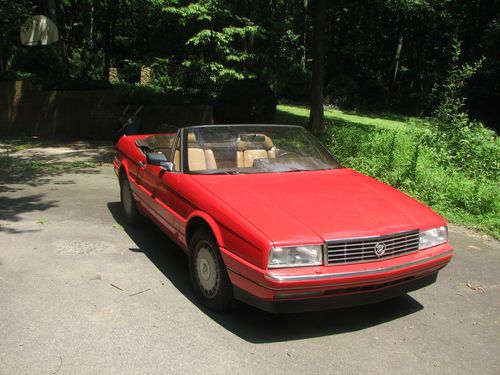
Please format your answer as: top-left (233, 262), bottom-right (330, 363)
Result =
top-left (1, 0), bottom-right (499, 237)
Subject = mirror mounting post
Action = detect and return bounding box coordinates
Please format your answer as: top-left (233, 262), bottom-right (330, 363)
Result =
top-left (160, 162), bottom-right (174, 172)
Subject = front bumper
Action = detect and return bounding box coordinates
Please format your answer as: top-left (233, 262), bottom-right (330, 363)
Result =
top-left (234, 272), bottom-right (439, 313)
top-left (221, 244), bottom-right (453, 313)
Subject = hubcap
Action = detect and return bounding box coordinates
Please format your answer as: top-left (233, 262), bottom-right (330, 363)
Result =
top-left (196, 244), bottom-right (219, 298)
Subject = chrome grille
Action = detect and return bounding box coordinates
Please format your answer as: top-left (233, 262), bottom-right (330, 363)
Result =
top-left (326, 230), bottom-right (420, 265)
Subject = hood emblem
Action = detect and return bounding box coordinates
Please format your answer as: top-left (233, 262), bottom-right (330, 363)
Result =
top-left (374, 242), bottom-right (386, 257)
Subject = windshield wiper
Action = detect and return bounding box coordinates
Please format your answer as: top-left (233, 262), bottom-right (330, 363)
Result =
top-left (279, 167), bottom-right (333, 173)
top-left (222, 170), bottom-right (248, 175)
top-left (200, 170), bottom-right (248, 175)
top-left (279, 168), bottom-right (309, 173)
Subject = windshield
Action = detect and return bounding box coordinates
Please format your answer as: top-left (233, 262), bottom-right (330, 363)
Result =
top-left (184, 125), bottom-right (340, 174)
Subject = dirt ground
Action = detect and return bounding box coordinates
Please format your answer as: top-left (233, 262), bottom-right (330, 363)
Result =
top-left (0, 138), bottom-right (115, 163)
top-left (0, 141), bottom-right (499, 375)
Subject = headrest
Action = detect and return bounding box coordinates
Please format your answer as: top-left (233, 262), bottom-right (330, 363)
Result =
top-left (187, 132), bottom-right (203, 148)
top-left (187, 132), bottom-right (197, 144)
top-left (237, 133), bottom-right (274, 151)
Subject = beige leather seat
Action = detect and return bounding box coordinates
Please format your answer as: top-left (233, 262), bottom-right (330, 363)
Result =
top-left (236, 133), bottom-right (276, 168)
top-left (182, 132), bottom-right (217, 171)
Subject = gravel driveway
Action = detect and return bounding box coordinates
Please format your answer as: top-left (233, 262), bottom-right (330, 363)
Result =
top-left (0, 142), bottom-right (499, 375)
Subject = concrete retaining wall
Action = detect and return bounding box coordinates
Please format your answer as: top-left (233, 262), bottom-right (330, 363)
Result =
top-left (0, 81), bottom-right (213, 140)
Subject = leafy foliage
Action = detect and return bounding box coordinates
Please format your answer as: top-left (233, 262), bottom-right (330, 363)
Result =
top-left (0, 1), bottom-right (36, 74)
top-left (1, 0), bottom-right (499, 128)
top-left (430, 41), bottom-right (499, 180)
top-left (325, 75), bottom-right (360, 110)
top-left (162, 0), bottom-right (263, 91)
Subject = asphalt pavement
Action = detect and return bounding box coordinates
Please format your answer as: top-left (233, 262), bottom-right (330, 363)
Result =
top-left (0, 163), bottom-right (499, 375)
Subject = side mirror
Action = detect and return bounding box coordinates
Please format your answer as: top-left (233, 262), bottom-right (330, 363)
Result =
top-left (146, 153), bottom-right (174, 172)
top-left (161, 161), bottom-right (174, 172)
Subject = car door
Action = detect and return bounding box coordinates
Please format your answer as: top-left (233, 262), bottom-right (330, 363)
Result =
top-left (146, 132), bottom-right (183, 239)
top-left (134, 155), bottom-right (158, 213)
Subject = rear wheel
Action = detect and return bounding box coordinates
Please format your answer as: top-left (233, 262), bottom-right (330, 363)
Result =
top-left (189, 228), bottom-right (233, 311)
top-left (119, 172), bottom-right (142, 225)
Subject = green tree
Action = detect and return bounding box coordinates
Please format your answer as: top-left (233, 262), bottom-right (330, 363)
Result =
top-left (162, 0), bottom-right (263, 92)
top-left (0, 1), bottom-right (35, 75)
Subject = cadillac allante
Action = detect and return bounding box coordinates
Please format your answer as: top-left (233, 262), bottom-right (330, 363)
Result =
top-left (114, 125), bottom-right (453, 313)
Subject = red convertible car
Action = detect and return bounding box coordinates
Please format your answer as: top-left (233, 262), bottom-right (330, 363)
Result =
top-left (114, 125), bottom-right (453, 313)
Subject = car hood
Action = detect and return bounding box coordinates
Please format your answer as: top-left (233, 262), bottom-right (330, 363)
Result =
top-left (191, 168), bottom-right (444, 245)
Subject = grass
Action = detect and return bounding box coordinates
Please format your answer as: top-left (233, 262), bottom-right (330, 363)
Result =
top-left (0, 139), bottom-right (42, 154)
top-left (276, 104), bottom-right (500, 239)
top-left (37, 217), bottom-right (50, 225)
top-left (276, 104), bottom-right (432, 132)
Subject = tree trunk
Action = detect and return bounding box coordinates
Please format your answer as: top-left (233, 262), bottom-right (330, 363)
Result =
top-left (301, 0), bottom-right (308, 67)
top-left (50, 0), bottom-right (69, 80)
top-left (308, 0), bottom-right (326, 132)
top-left (90, 0), bottom-right (94, 49)
top-left (389, 32), bottom-right (404, 96)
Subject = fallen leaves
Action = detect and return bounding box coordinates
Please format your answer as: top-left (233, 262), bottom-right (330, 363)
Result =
top-left (466, 282), bottom-right (485, 293)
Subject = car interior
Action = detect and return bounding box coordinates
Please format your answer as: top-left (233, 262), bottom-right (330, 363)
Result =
top-left (137, 131), bottom-right (286, 172)
top-left (236, 133), bottom-right (276, 168)
top-left (135, 134), bottom-right (175, 156)
top-left (184, 132), bottom-right (218, 171)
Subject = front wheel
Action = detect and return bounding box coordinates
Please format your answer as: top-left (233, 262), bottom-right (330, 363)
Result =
top-left (119, 172), bottom-right (142, 225)
top-left (189, 229), bottom-right (233, 311)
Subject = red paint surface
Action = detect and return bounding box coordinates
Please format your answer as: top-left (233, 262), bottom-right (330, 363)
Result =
top-left (115, 133), bottom-right (453, 304)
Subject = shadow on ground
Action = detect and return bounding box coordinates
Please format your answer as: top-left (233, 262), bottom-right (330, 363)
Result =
top-left (0, 137), bottom-right (112, 187)
top-left (274, 109), bottom-right (308, 127)
top-left (0, 194), bottom-right (57, 234)
top-left (0, 156), bottom-right (102, 187)
top-left (1, 167), bottom-right (101, 186)
top-left (275, 105), bottom-right (414, 125)
top-left (274, 107), bottom-right (420, 133)
top-left (0, 137), bottom-right (114, 157)
top-left (108, 201), bottom-right (424, 344)
top-left (275, 107), bottom-right (388, 132)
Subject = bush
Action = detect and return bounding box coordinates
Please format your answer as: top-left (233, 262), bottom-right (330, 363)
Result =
top-left (325, 74), bottom-right (360, 110)
top-left (149, 57), bottom-right (173, 91)
top-left (392, 89), bottom-right (426, 115)
top-left (271, 64), bottom-right (311, 101)
top-left (358, 75), bottom-right (387, 111)
top-left (113, 84), bottom-right (210, 106)
top-left (214, 79), bottom-right (277, 124)
top-left (3, 44), bottom-right (60, 85)
top-left (68, 48), bottom-right (104, 82)
top-left (322, 123), bottom-right (499, 238)
top-left (117, 59), bottom-right (142, 84)
top-left (430, 41), bottom-right (499, 180)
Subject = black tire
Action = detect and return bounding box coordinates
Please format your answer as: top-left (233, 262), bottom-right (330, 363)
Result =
top-left (189, 228), bottom-right (234, 311)
top-left (119, 172), bottom-right (142, 225)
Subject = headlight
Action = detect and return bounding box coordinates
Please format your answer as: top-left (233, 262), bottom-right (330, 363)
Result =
top-left (268, 245), bottom-right (323, 268)
top-left (419, 226), bottom-right (448, 250)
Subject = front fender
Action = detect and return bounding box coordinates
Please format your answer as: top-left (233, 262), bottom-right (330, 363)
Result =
top-left (185, 211), bottom-right (225, 248)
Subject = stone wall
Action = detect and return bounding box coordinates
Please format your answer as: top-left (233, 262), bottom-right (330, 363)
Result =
top-left (0, 81), bottom-right (213, 140)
